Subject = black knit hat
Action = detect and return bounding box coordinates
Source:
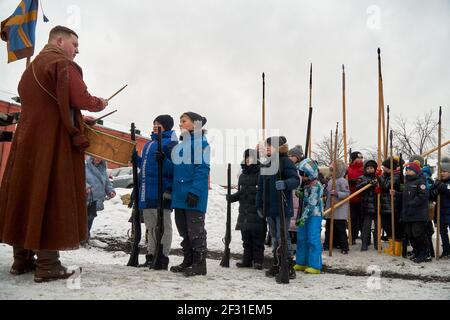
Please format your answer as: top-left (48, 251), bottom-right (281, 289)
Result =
top-left (182, 112), bottom-right (207, 127)
top-left (364, 159), bottom-right (378, 170)
top-left (153, 114), bottom-right (174, 131)
top-left (382, 158), bottom-right (399, 170)
top-left (243, 149), bottom-right (258, 162)
top-left (266, 136), bottom-right (287, 147)
top-left (350, 151), bottom-right (363, 163)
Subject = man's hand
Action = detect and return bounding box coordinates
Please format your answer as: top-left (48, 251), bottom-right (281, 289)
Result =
top-left (329, 189), bottom-right (338, 196)
top-left (99, 98), bottom-right (108, 108)
top-left (84, 115), bottom-right (97, 126)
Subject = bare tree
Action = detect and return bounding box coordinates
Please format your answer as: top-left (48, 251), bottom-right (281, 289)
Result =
top-left (392, 110), bottom-right (438, 158)
top-left (313, 133), bottom-right (355, 166)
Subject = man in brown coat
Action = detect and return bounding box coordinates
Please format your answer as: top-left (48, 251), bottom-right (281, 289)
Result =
top-left (0, 26), bottom-right (108, 282)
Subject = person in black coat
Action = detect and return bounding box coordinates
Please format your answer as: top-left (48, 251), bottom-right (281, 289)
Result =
top-left (401, 162), bottom-right (430, 263)
top-left (228, 149), bottom-right (265, 269)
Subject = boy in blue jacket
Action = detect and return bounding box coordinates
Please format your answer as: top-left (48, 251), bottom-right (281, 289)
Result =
top-left (137, 115), bottom-right (178, 270)
top-left (170, 112), bottom-right (210, 277)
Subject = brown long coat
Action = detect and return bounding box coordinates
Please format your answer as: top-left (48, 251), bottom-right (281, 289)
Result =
top-left (0, 45), bottom-right (104, 251)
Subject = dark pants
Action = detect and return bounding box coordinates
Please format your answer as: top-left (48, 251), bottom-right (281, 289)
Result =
top-left (87, 201), bottom-right (97, 240)
top-left (404, 221), bottom-right (428, 256)
top-left (381, 212), bottom-right (403, 241)
top-left (361, 214), bottom-right (377, 250)
top-left (324, 219), bottom-right (349, 251)
top-left (174, 209), bottom-right (207, 257)
top-left (350, 203), bottom-right (362, 241)
top-left (441, 222), bottom-right (450, 253)
top-left (241, 229), bottom-right (265, 264)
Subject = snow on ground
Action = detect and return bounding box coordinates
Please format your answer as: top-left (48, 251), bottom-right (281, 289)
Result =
top-left (1, 184), bottom-right (450, 300)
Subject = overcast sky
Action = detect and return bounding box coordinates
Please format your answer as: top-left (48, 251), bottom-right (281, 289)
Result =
top-left (1, 0), bottom-right (449, 184)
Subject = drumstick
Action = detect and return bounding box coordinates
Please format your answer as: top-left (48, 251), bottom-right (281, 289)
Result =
top-left (95, 110), bottom-right (117, 123)
top-left (107, 84), bottom-right (128, 102)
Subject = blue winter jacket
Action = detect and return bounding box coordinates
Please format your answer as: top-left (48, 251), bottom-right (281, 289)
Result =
top-left (256, 155), bottom-right (301, 218)
top-left (85, 157), bottom-right (115, 211)
top-left (137, 130), bottom-right (178, 210)
top-left (171, 132), bottom-right (210, 213)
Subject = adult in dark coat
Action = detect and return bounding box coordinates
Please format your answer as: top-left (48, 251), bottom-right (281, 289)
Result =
top-left (0, 26), bottom-right (107, 282)
top-left (228, 149), bottom-right (265, 269)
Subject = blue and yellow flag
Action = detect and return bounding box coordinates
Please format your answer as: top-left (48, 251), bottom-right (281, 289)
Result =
top-left (1, 0), bottom-right (39, 63)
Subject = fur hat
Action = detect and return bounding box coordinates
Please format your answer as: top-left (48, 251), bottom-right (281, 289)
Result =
top-left (441, 157), bottom-right (450, 173)
top-left (288, 145), bottom-right (304, 162)
top-left (409, 154), bottom-right (424, 167)
top-left (382, 157), bottom-right (399, 170)
top-left (405, 162), bottom-right (421, 174)
top-left (153, 114), bottom-right (174, 131)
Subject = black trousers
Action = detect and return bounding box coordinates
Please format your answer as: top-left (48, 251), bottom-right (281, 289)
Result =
top-left (324, 219), bottom-right (349, 251)
top-left (350, 203), bottom-right (362, 241)
top-left (404, 221), bottom-right (428, 255)
top-left (240, 229), bottom-right (265, 264)
top-left (174, 209), bottom-right (207, 256)
top-left (381, 213), bottom-right (403, 241)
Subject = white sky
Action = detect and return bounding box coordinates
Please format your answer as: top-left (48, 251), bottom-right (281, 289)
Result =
top-left (1, 0), bottom-right (449, 184)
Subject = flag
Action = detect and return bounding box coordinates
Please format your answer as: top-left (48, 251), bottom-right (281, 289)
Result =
top-left (0, 0), bottom-right (39, 63)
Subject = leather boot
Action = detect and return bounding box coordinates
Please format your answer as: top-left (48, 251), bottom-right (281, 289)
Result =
top-left (10, 246), bottom-right (36, 275)
top-left (236, 248), bottom-right (252, 268)
top-left (170, 250), bottom-right (193, 273)
top-left (265, 252), bottom-right (279, 277)
top-left (138, 254), bottom-right (154, 268)
top-left (184, 251), bottom-right (207, 277)
top-left (34, 251), bottom-right (78, 283)
top-left (153, 254), bottom-right (169, 270)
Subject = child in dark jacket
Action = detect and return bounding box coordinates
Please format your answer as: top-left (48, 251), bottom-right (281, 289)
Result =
top-left (431, 157), bottom-right (450, 258)
top-left (228, 149), bottom-right (265, 269)
top-left (356, 160), bottom-right (379, 251)
top-left (401, 161), bottom-right (430, 263)
top-left (256, 136), bottom-right (300, 280)
top-left (379, 157), bottom-right (403, 254)
top-left (170, 112), bottom-right (210, 276)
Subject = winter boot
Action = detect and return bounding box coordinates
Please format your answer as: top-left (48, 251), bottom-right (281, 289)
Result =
top-left (138, 254), bottom-right (154, 268)
top-left (427, 236), bottom-right (435, 258)
top-left (10, 246), bottom-right (36, 275)
top-left (412, 251), bottom-right (432, 263)
top-left (304, 267), bottom-right (321, 274)
top-left (184, 251), bottom-right (207, 277)
top-left (288, 257), bottom-right (296, 280)
top-left (236, 249), bottom-right (253, 268)
top-left (34, 251), bottom-right (79, 283)
top-left (265, 253), bottom-right (279, 277)
top-left (170, 250), bottom-right (193, 273)
top-left (153, 254), bottom-right (169, 270)
top-left (439, 249), bottom-right (450, 259)
top-left (384, 239), bottom-right (394, 255)
top-left (294, 264), bottom-right (307, 271)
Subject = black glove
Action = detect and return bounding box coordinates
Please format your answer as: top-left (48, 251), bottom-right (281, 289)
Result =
top-left (155, 151), bottom-right (165, 162)
top-left (0, 131), bottom-right (13, 142)
top-left (186, 192), bottom-right (199, 207)
top-left (370, 179), bottom-right (378, 186)
top-left (225, 194), bottom-right (231, 202)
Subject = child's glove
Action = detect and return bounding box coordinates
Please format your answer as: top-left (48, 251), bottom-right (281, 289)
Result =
top-left (296, 217), bottom-right (306, 227)
top-left (275, 180), bottom-right (286, 191)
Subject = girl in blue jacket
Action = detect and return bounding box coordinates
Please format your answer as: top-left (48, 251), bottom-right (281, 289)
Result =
top-left (170, 112), bottom-right (210, 277)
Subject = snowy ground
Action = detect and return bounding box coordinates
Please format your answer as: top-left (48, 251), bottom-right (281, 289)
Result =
top-left (1, 185), bottom-right (450, 300)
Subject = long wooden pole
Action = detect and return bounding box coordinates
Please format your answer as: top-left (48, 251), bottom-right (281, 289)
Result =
top-left (329, 123), bottom-right (339, 257)
top-left (377, 48), bottom-right (383, 254)
top-left (436, 106), bottom-right (442, 260)
top-left (324, 184), bottom-right (372, 216)
top-left (262, 72), bottom-right (266, 141)
top-left (389, 129), bottom-right (395, 250)
top-left (107, 84), bottom-right (128, 102)
top-left (385, 105), bottom-right (390, 159)
top-left (308, 64), bottom-right (313, 156)
top-left (420, 140), bottom-right (450, 158)
top-left (342, 64), bottom-right (352, 246)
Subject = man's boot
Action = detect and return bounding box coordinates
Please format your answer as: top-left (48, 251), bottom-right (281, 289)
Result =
top-left (288, 257), bottom-right (296, 280)
top-left (265, 253), bottom-right (279, 277)
top-left (184, 251), bottom-right (207, 277)
top-left (138, 254), bottom-right (154, 268)
top-left (153, 254), bottom-right (169, 270)
top-left (10, 246), bottom-right (36, 275)
top-left (170, 250), bottom-right (193, 273)
top-left (236, 248), bottom-right (252, 268)
top-left (34, 251), bottom-right (78, 283)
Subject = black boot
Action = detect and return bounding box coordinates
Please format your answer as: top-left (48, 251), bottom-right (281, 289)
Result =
top-left (138, 254), bottom-right (153, 268)
top-left (288, 257), bottom-right (296, 280)
top-left (184, 251), bottom-right (207, 277)
top-left (153, 254), bottom-right (169, 270)
top-left (170, 250), bottom-right (192, 273)
top-left (236, 249), bottom-right (252, 268)
top-left (265, 253), bottom-right (279, 277)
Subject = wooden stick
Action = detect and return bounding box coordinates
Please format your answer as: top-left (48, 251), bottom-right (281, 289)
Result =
top-left (107, 84), bottom-right (128, 102)
top-left (436, 106), bottom-right (442, 260)
top-left (94, 109), bottom-right (117, 123)
top-left (329, 123), bottom-right (339, 257)
top-left (385, 105), bottom-right (390, 160)
top-left (323, 184), bottom-right (372, 216)
top-left (389, 129), bottom-right (395, 250)
top-left (420, 139), bottom-right (450, 158)
top-left (262, 73), bottom-right (266, 141)
top-left (377, 48), bottom-right (383, 254)
top-left (342, 65), bottom-right (352, 246)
